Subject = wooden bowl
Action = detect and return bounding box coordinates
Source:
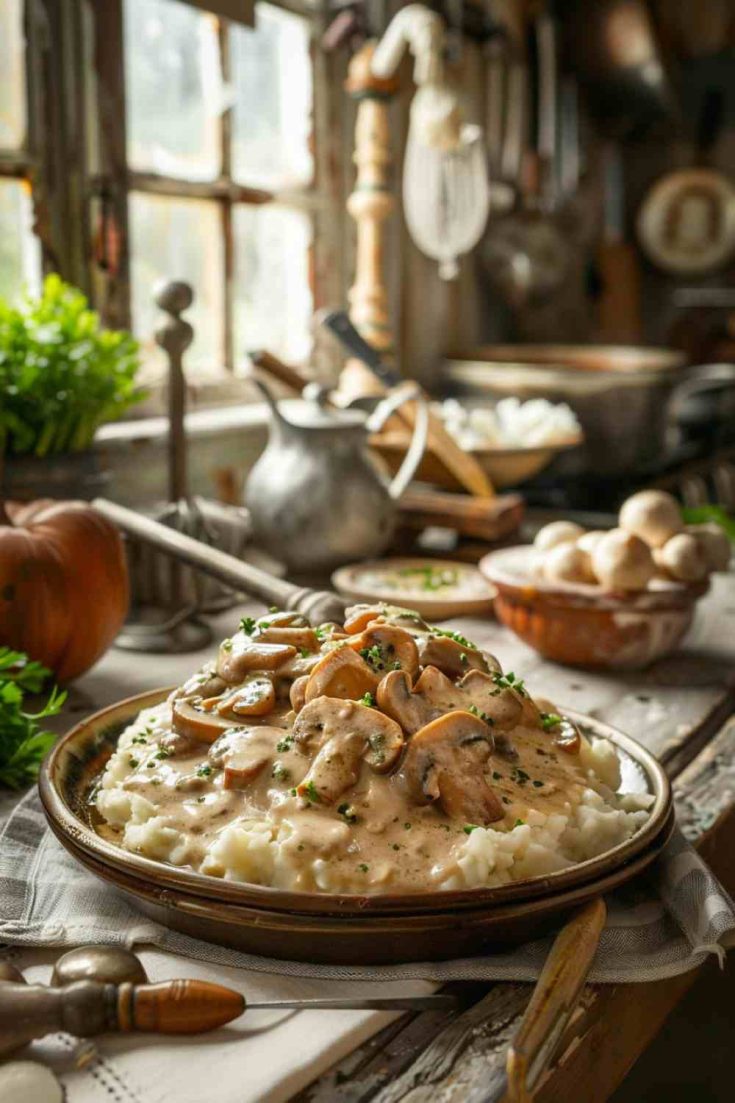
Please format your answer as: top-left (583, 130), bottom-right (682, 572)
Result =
top-left (373, 431), bottom-right (583, 490)
top-left (39, 690), bottom-right (673, 963)
top-left (480, 546), bottom-right (709, 670)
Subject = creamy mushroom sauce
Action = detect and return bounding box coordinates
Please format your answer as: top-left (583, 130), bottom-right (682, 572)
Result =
top-left (94, 605), bottom-right (648, 894)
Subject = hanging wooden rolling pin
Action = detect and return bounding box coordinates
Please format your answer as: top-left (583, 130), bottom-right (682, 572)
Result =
top-left (339, 42), bottom-right (495, 500)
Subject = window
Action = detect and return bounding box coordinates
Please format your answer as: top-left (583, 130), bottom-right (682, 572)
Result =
top-left (0, 0), bottom-right (340, 401)
top-left (123, 0), bottom-right (319, 383)
top-left (0, 0), bottom-right (41, 301)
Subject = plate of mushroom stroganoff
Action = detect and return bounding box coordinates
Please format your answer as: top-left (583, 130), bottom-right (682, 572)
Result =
top-left (40, 599), bottom-right (672, 939)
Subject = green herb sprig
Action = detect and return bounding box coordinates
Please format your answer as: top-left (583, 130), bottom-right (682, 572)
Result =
top-left (0, 648), bottom-right (65, 789)
top-left (0, 275), bottom-right (145, 457)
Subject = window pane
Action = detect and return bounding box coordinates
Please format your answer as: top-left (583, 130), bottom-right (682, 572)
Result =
top-left (129, 192), bottom-right (224, 377)
top-left (231, 3), bottom-right (313, 189)
top-left (0, 0), bottom-right (26, 149)
top-left (0, 180), bottom-right (41, 302)
top-left (233, 203), bottom-right (312, 366)
top-left (124, 0), bottom-right (221, 180)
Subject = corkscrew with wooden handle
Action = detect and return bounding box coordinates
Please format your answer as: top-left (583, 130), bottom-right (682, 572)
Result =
top-left (0, 947), bottom-right (456, 1057)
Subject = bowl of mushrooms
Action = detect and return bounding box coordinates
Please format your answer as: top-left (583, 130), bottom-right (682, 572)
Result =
top-left (480, 491), bottom-right (731, 669)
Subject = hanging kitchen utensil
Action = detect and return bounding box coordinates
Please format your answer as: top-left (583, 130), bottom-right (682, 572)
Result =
top-left (597, 142), bottom-right (642, 342)
top-left (482, 10), bottom-right (568, 309)
top-left (371, 3), bottom-right (491, 279)
top-left (565, 0), bottom-right (678, 139)
top-left (485, 34), bottom-right (516, 214)
top-left (637, 87), bottom-right (735, 276)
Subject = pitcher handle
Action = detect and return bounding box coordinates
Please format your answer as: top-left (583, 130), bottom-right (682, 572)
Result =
top-left (366, 382), bottom-right (429, 500)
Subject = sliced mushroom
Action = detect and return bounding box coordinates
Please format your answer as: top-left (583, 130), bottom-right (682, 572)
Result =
top-left (377, 664), bottom-right (520, 738)
top-left (349, 624), bottom-right (420, 677)
top-left (304, 647), bottom-right (379, 703)
top-left (178, 665), bottom-right (227, 701)
top-left (289, 674), bottom-right (309, 714)
top-left (208, 726), bottom-right (285, 789)
top-left (256, 611), bottom-right (309, 629)
top-left (201, 674), bottom-right (276, 719)
top-left (257, 626), bottom-right (320, 650)
top-left (398, 711), bottom-right (503, 824)
top-left (551, 717), bottom-right (582, 755)
top-left (293, 696), bottom-right (404, 802)
top-left (377, 667), bottom-right (453, 734)
top-left (217, 631), bottom-right (297, 683)
top-left (344, 603), bottom-right (430, 633)
top-left (172, 698), bottom-right (235, 744)
top-left (457, 670), bottom-right (523, 730)
top-left (417, 635), bottom-right (489, 679)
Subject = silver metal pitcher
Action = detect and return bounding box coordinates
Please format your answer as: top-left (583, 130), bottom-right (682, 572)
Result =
top-left (245, 381), bottom-right (429, 572)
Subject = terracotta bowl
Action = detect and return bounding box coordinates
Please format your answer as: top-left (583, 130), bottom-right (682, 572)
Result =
top-left (480, 546), bottom-right (709, 670)
top-left (39, 690), bottom-right (673, 963)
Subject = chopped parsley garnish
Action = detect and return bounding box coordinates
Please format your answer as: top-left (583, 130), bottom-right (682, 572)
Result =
top-left (153, 748), bottom-right (172, 760)
top-left (429, 626), bottom-right (477, 649)
top-left (468, 704), bottom-right (493, 724)
top-left (239, 617), bottom-right (257, 635)
top-left (514, 818), bottom-right (526, 827)
top-left (396, 565), bottom-right (459, 592)
top-left (128, 757), bottom-right (139, 768)
top-left (299, 647), bottom-right (311, 658)
top-left (301, 780), bottom-right (319, 803)
top-left (392, 843), bottom-right (400, 851)
top-left (403, 821), bottom-right (412, 830)
top-left (269, 605), bottom-right (278, 613)
top-left (533, 779), bottom-right (544, 788)
top-left (221, 638), bottom-right (233, 651)
top-left (359, 692), bottom-right (376, 708)
top-left (197, 764), bottom-right (212, 778)
top-left (337, 802), bottom-right (358, 824)
top-left (358, 863), bottom-right (369, 873)
top-left (360, 644), bottom-right (387, 671)
top-left (493, 671), bottom-right (527, 696)
top-left (289, 787), bottom-right (297, 796)
top-left (492, 771), bottom-right (503, 781)
top-left (276, 735), bottom-right (294, 753)
top-left (272, 762), bottom-right (290, 782)
top-left (463, 824), bottom-right (480, 835)
top-left (459, 653), bottom-right (468, 665)
top-left (540, 712), bottom-right (562, 731)
top-left (511, 767), bottom-right (530, 784)
top-left (131, 735), bottom-right (148, 745)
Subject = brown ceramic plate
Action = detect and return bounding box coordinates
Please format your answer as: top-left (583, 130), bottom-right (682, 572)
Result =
top-left (332, 558), bottom-right (496, 620)
top-left (39, 689), bottom-right (674, 961)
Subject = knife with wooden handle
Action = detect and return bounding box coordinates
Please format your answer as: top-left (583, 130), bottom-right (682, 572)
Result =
top-left (318, 310), bottom-right (495, 498)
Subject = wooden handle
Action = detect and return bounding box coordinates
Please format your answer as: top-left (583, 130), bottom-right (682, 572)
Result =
top-left (399, 488), bottom-right (523, 541)
top-left (506, 897), bottom-right (607, 1102)
top-left (248, 349), bottom-right (312, 395)
top-left (120, 980), bottom-right (244, 1034)
top-left (92, 497), bottom-right (347, 625)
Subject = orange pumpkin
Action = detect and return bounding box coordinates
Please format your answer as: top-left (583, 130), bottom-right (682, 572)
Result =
top-left (0, 499), bottom-right (129, 682)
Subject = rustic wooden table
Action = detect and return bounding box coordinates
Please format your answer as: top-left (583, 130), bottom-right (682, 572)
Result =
top-left (4, 572), bottom-right (734, 1102)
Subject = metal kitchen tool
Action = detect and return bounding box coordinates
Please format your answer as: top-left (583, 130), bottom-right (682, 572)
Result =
top-left (244, 376), bottom-right (429, 572)
top-left (371, 3), bottom-right (490, 279)
top-left (0, 945), bottom-right (459, 1056)
top-left (116, 282), bottom-right (252, 654)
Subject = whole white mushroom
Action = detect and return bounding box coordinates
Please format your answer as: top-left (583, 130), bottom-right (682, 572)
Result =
top-left (686, 524), bottom-right (730, 573)
top-left (656, 533), bottom-right (709, 583)
top-left (543, 542), bottom-right (596, 585)
top-left (591, 529), bottom-right (656, 591)
top-left (577, 530), bottom-right (606, 556)
top-left (534, 520), bottom-right (585, 553)
top-left (619, 490), bottom-right (683, 549)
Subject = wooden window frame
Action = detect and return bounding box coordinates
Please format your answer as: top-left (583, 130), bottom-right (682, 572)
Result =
top-left (90, 0), bottom-right (343, 397)
top-left (3, 0), bottom-right (345, 406)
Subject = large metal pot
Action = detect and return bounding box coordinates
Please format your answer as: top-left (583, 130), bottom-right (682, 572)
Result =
top-left (442, 345), bottom-right (717, 476)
